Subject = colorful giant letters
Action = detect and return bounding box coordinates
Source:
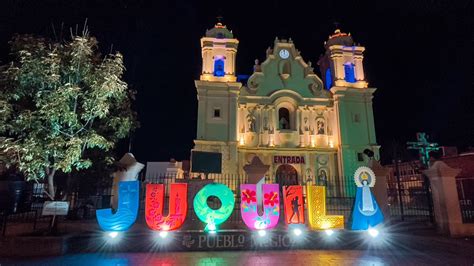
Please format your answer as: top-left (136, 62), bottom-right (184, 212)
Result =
top-left (306, 186), bottom-right (344, 230)
top-left (283, 186), bottom-right (305, 224)
top-left (240, 184), bottom-right (280, 230)
top-left (193, 183), bottom-right (235, 231)
top-left (97, 167), bottom-right (384, 233)
top-left (145, 183), bottom-right (188, 231)
top-left (96, 180), bottom-right (139, 232)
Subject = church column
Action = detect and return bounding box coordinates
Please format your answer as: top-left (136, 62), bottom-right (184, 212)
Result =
top-left (231, 52), bottom-right (237, 76)
top-left (330, 52), bottom-right (345, 80)
top-left (229, 93), bottom-right (238, 142)
top-left (244, 105), bottom-right (249, 132)
top-left (257, 105), bottom-right (263, 145)
top-left (354, 55), bottom-right (364, 81)
top-left (272, 106), bottom-right (277, 131)
top-left (197, 95), bottom-right (207, 139)
top-left (203, 49), bottom-right (211, 74)
top-left (224, 51), bottom-right (231, 75)
top-left (239, 104), bottom-right (247, 145)
top-left (297, 107), bottom-right (303, 146)
top-left (237, 105), bottom-right (242, 144)
top-left (309, 107), bottom-right (315, 147)
top-left (303, 106), bottom-right (310, 146)
top-left (296, 107), bottom-right (301, 132)
top-left (270, 106), bottom-right (276, 146)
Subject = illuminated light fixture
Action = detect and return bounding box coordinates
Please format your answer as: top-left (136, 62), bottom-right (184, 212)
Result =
top-left (311, 137), bottom-right (316, 147)
top-left (159, 231), bottom-right (168, 239)
top-left (368, 228), bottom-right (379, 238)
top-left (207, 222), bottom-right (217, 231)
top-left (108, 231), bottom-right (119, 239)
top-left (325, 229), bottom-right (334, 236)
top-left (209, 230), bottom-right (216, 235)
top-left (239, 135), bottom-right (245, 146)
top-left (269, 136), bottom-right (275, 147)
top-left (258, 230), bottom-right (266, 237)
top-left (293, 228), bottom-right (302, 236)
top-left (329, 140), bottom-right (334, 148)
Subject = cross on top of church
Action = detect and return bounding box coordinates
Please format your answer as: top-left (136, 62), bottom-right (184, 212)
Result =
top-left (407, 132), bottom-right (440, 169)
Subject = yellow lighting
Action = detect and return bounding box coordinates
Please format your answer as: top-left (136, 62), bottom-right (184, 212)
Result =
top-left (239, 135), bottom-right (245, 146)
top-left (200, 74), bottom-right (237, 82)
top-left (311, 137), bottom-right (316, 148)
top-left (269, 136), bottom-right (275, 147)
top-left (329, 140), bottom-right (334, 148)
top-left (306, 186), bottom-right (344, 230)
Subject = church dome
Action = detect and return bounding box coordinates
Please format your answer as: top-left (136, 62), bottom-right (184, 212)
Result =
top-left (324, 29), bottom-right (354, 48)
top-left (205, 22), bottom-right (234, 39)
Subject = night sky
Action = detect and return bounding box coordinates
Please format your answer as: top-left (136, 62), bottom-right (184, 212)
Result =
top-left (0, 1), bottom-right (472, 164)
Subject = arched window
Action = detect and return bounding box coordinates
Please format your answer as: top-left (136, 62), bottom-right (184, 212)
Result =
top-left (282, 61), bottom-right (291, 75)
top-left (278, 60), bottom-right (291, 79)
top-left (278, 108), bottom-right (290, 130)
top-left (344, 63), bottom-right (356, 83)
top-left (276, 164), bottom-right (298, 187)
top-left (216, 32), bottom-right (224, 39)
top-left (214, 58), bottom-right (225, 77)
top-left (325, 68), bottom-right (333, 90)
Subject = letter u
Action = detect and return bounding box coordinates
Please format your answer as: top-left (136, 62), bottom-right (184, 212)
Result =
top-left (240, 183), bottom-right (280, 230)
top-left (145, 183), bottom-right (188, 231)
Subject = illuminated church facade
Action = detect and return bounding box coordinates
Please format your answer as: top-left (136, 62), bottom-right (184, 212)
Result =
top-left (193, 22), bottom-right (378, 185)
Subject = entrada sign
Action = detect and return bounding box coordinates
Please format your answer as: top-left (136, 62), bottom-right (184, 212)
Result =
top-left (273, 156), bottom-right (305, 164)
top-left (96, 166), bottom-right (383, 235)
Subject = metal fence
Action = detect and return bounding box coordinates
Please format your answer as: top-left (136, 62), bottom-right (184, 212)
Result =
top-left (456, 177), bottom-right (474, 223)
top-left (0, 209), bottom-right (56, 236)
top-left (387, 174), bottom-right (434, 222)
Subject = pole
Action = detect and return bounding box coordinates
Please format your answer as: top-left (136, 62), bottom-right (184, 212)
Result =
top-left (395, 159), bottom-right (405, 221)
top-left (393, 141), bottom-right (405, 222)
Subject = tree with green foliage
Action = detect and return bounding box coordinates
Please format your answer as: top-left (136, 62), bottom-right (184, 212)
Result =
top-left (0, 32), bottom-right (138, 200)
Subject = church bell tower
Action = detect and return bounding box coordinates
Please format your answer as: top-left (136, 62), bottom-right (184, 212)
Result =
top-left (193, 21), bottom-right (242, 174)
top-left (199, 22), bottom-right (238, 82)
top-left (318, 29), bottom-right (379, 177)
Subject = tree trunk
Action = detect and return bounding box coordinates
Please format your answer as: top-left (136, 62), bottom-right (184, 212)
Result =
top-left (62, 172), bottom-right (72, 201)
top-left (46, 169), bottom-right (56, 200)
top-left (46, 168), bottom-right (58, 234)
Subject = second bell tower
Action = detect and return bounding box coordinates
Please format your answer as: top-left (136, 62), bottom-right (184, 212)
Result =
top-left (193, 21), bottom-right (242, 174)
top-left (200, 22), bottom-right (239, 82)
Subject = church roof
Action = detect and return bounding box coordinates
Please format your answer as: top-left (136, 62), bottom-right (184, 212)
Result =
top-left (325, 29), bottom-right (354, 48)
top-left (243, 39), bottom-right (327, 100)
top-left (205, 22), bottom-right (234, 39)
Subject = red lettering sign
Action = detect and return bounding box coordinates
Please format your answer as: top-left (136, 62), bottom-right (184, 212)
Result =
top-left (273, 156), bottom-right (305, 164)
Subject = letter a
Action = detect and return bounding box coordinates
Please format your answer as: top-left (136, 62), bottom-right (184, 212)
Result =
top-left (145, 183), bottom-right (188, 231)
top-left (96, 180), bottom-right (139, 232)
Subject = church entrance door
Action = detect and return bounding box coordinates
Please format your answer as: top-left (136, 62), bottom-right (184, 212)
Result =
top-left (276, 164), bottom-right (298, 187)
